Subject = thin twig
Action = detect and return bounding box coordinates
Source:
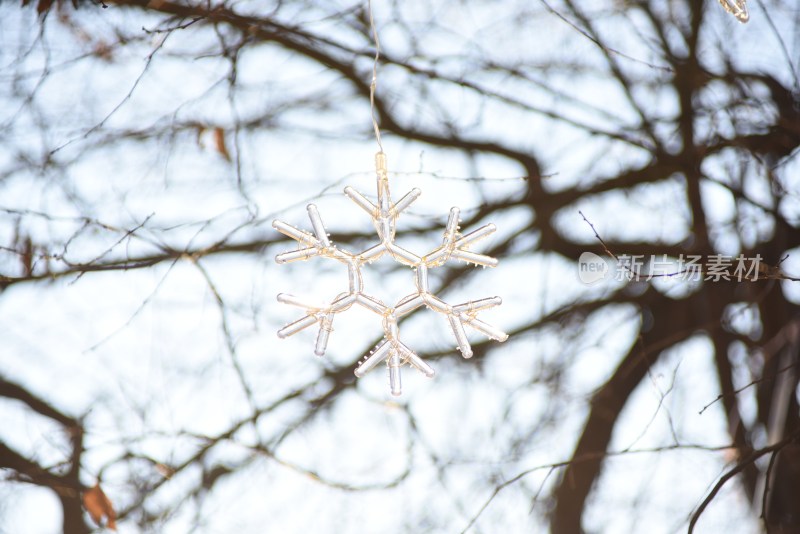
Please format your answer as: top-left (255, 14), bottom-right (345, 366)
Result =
top-left (699, 361), bottom-right (796, 415)
top-left (461, 441), bottom-right (736, 533)
top-left (761, 448), bottom-right (778, 533)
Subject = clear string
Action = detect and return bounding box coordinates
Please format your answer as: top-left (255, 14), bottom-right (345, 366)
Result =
top-left (367, 0), bottom-right (384, 153)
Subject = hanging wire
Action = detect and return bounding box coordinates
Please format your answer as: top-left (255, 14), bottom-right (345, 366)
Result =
top-left (367, 0), bottom-right (384, 153)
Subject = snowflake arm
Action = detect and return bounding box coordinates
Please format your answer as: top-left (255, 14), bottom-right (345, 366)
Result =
top-left (273, 204), bottom-right (357, 355)
top-left (423, 207), bottom-right (498, 268)
top-left (413, 263), bottom-right (507, 359)
top-left (354, 315), bottom-right (436, 396)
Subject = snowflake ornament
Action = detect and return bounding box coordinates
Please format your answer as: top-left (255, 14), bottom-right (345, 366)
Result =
top-left (272, 152), bottom-right (508, 395)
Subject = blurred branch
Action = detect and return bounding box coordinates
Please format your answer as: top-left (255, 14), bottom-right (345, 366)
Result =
top-left (463, 440), bottom-right (737, 534)
top-left (688, 429), bottom-right (800, 534)
top-left (0, 376), bottom-right (88, 533)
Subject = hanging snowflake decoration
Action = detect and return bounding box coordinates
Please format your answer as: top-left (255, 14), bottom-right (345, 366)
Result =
top-left (272, 153), bottom-right (508, 395)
